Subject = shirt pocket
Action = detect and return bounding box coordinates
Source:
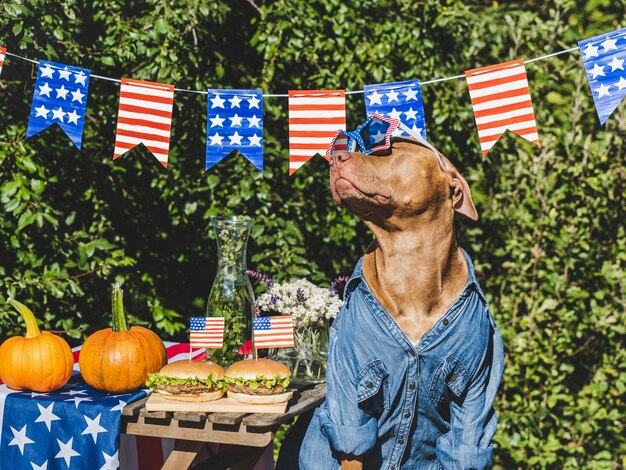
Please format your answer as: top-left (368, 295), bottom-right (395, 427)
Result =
top-left (356, 359), bottom-right (389, 416)
top-left (429, 355), bottom-right (470, 407)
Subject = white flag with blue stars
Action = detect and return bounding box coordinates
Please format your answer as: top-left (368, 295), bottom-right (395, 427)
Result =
top-left (579, 28), bottom-right (626, 125)
top-left (205, 89), bottom-right (263, 171)
top-left (364, 79), bottom-right (427, 139)
top-left (26, 61), bottom-right (90, 149)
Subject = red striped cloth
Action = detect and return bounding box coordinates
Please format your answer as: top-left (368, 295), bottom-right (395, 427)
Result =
top-left (0, 47), bottom-right (5, 76)
top-left (465, 59), bottom-right (539, 156)
top-left (288, 90), bottom-right (346, 175)
top-left (113, 78), bottom-right (174, 168)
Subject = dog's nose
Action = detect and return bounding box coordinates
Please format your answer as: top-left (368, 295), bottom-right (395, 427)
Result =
top-left (329, 150), bottom-right (351, 167)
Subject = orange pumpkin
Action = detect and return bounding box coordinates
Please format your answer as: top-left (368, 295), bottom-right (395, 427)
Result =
top-left (79, 283), bottom-right (167, 393)
top-left (0, 299), bottom-right (73, 392)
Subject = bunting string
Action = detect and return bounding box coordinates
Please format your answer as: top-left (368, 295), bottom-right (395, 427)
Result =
top-left (4, 46), bottom-right (582, 96)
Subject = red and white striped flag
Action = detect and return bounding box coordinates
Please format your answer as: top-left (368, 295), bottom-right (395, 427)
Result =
top-left (114, 78), bottom-right (174, 168)
top-left (465, 59), bottom-right (539, 156)
top-left (0, 47), bottom-right (5, 76)
top-left (189, 317), bottom-right (225, 349)
top-left (253, 315), bottom-right (295, 348)
top-left (288, 90), bottom-right (346, 175)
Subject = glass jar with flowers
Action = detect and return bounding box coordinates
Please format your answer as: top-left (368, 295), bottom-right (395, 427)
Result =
top-left (247, 271), bottom-right (348, 384)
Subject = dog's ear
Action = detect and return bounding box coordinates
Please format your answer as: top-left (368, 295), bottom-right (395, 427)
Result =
top-left (438, 153), bottom-right (478, 221)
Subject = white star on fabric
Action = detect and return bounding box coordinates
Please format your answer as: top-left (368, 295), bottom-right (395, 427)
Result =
top-left (58, 67), bottom-right (72, 80)
top-left (209, 114), bottom-right (225, 127)
top-left (55, 437), bottom-right (80, 466)
top-left (247, 96), bottom-right (261, 109)
top-left (39, 64), bottom-right (55, 78)
top-left (82, 413), bottom-right (107, 444)
top-left (228, 131), bottom-right (243, 145)
top-left (404, 107), bottom-right (418, 121)
top-left (55, 85), bottom-right (70, 100)
top-left (35, 105), bottom-right (50, 119)
top-left (589, 63), bottom-right (605, 79)
top-left (209, 133), bottom-right (224, 146)
top-left (74, 71), bottom-right (87, 86)
top-left (582, 43), bottom-right (599, 59)
top-left (403, 88), bottom-right (418, 101)
top-left (229, 114), bottom-right (243, 127)
top-left (51, 107), bottom-right (66, 122)
top-left (61, 389), bottom-right (88, 396)
top-left (35, 403), bottom-right (61, 431)
top-left (71, 88), bottom-right (85, 103)
top-left (30, 392), bottom-right (50, 398)
top-left (64, 396), bottom-right (92, 408)
top-left (247, 115), bottom-right (261, 128)
top-left (210, 94), bottom-right (226, 108)
top-left (388, 107), bottom-right (403, 120)
top-left (616, 76), bottom-right (626, 91)
top-left (608, 56), bottom-right (624, 72)
top-left (386, 89), bottom-right (399, 102)
top-left (67, 110), bottom-right (81, 125)
top-left (228, 95), bottom-right (242, 108)
top-left (600, 37), bottom-right (618, 52)
top-left (100, 451), bottom-right (119, 470)
top-left (367, 90), bottom-right (383, 106)
top-left (410, 124), bottom-right (424, 137)
top-left (9, 425), bottom-right (35, 455)
top-left (30, 460), bottom-right (48, 470)
top-left (595, 83), bottom-right (611, 98)
top-left (38, 82), bottom-right (53, 97)
top-left (109, 400), bottom-right (126, 412)
top-left (248, 133), bottom-right (262, 146)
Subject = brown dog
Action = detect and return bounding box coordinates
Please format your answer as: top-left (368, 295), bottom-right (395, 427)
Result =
top-left (328, 137), bottom-right (478, 468)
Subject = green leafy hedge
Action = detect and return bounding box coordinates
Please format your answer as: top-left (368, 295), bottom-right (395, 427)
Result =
top-left (0, 0), bottom-right (624, 466)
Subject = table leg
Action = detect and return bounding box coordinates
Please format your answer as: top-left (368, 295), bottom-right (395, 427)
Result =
top-left (162, 440), bottom-right (207, 470)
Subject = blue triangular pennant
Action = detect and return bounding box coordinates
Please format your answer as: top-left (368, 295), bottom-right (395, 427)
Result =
top-left (364, 79), bottom-right (427, 140)
top-left (578, 28), bottom-right (626, 125)
top-left (205, 89), bottom-right (263, 171)
top-left (26, 61), bottom-right (90, 149)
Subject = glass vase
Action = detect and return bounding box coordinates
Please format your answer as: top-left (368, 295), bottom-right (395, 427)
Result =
top-left (205, 216), bottom-right (255, 366)
top-left (275, 320), bottom-right (330, 385)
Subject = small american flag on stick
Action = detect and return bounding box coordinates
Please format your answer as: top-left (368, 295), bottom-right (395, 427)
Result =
top-left (189, 317), bottom-right (225, 349)
top-left (253, 316), bottom-right (295, 349)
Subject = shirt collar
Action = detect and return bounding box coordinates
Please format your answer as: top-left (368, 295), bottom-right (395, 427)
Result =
top-left (342, 249), bottom-right (487, 305)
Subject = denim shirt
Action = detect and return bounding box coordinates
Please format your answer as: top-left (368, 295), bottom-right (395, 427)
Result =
top-left (299, 251), bottom-right (504, 469)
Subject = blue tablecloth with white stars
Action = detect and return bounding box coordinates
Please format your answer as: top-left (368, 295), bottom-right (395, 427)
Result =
top-left (0, 374), bottom-right (147, 470)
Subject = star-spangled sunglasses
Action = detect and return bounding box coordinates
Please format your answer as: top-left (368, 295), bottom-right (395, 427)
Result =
top-left (325, 113), bottom-right (442, 166)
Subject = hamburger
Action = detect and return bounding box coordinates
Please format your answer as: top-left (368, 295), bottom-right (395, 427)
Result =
top-left (224, 358), bottom-right (293, 404)
top-left (146, 360), bottom-right (226, 402)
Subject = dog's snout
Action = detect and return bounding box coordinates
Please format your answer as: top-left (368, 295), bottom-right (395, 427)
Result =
top-left (329, 150), bottom-right (352, 167)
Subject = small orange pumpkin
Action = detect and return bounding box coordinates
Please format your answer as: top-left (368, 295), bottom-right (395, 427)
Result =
top-left (0, 299), bottom-right (73, 392)
top-left (79, 283), bottom-right (167, 393)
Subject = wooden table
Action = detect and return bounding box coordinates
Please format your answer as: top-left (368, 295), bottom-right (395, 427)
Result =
top-left (121, 383), bottom-right (326, 470)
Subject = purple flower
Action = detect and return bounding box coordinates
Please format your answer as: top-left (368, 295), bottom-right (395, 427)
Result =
top-left (296, 288), bottom-right (306, 303)
top-left (329, 276), bottom-right (350, 294)
top-left (246, 269), bottom-right (274, 288)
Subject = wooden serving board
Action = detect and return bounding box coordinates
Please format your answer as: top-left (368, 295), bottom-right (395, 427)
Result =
top-left (144, 392), bottom-right (292, 414)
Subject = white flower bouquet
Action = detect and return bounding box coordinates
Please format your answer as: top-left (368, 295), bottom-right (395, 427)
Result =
top-left (247, 271), bottom-right (348, 382)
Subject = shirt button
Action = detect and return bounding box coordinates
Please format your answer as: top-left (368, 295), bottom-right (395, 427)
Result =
top-left (398, 438), bottom-right (405, 445)
top-left (449, 374), bottom-right (458, 382)
top-left (443, 318), bottom-right (449, 326)
top-left (409, 349), bottom-right (415, 357)
top-left (366, 381), bottom-right (374, 389)
top-left (404, 412), bottom-right (411, 419)
top-left (391, 467), bottom-right (397, 470)
top-left (409, 382), bottom-right (416, 390)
